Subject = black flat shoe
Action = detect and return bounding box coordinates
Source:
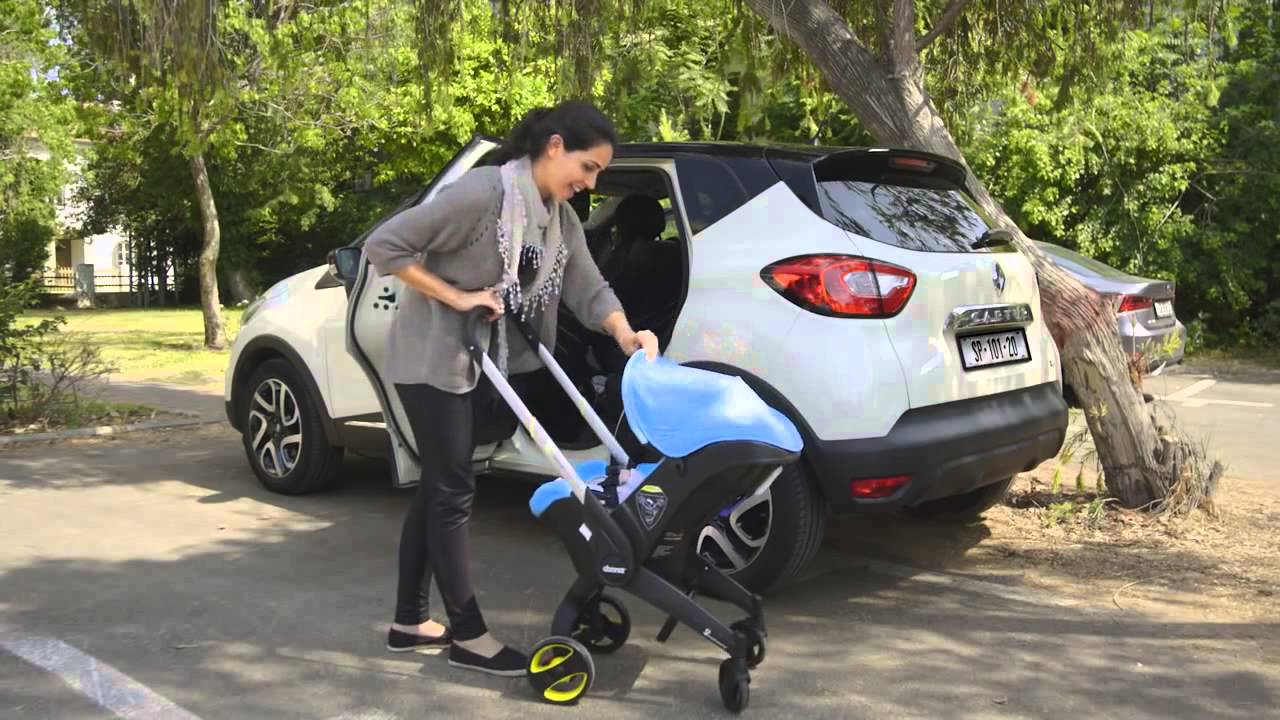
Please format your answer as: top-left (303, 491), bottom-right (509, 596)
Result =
top-left (448, 643), bottom-right (528, 677)
top-left (387, 627), bottom-right (452, 653)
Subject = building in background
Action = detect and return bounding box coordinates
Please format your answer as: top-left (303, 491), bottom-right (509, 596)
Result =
top-left (35, 138), bottom-right (175, 305)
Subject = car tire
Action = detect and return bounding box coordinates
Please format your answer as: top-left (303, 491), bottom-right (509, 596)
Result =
top-left (695, 462), bottom-right (827, 594)
top-left (240, 358), bottom-right (344, 495)
top-left (909, 476), bottom-right (1015, 522)
top-left (1062, 384), bottom-right (1082, 409)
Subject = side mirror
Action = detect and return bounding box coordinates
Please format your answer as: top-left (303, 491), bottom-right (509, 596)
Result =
top-left (328, 246), bottom-right (364, 281)
top-left (326, 246), bottom-right (365, 296)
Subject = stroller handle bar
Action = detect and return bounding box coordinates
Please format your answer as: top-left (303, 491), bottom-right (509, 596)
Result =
top-left (462, 309), bottom-right (631, 501)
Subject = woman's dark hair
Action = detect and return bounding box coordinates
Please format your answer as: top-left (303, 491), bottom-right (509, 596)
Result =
top-left (487, 100), bottom-right (617, 165)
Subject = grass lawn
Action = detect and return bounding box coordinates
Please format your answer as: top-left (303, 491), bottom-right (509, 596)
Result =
top-left (20, 306), bottom-right (245, 385)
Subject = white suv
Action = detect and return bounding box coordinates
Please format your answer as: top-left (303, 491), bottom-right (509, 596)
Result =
top-left (225, 136), bottom-right (1068, 591)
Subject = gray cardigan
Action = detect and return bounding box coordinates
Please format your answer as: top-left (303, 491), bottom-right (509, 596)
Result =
top-left (363, 165), bottom-right (623, 393)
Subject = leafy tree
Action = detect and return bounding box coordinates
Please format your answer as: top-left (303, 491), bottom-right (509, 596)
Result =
top-left (0, 0), bottom-right (75, 283)
top-left (1202, 0), bottom-right (1280, 345)
top-left (965, 22), bottom-right (1223, 315)
top-left (59, 0), bottom-right (274, 347)
top-left (964, 2), bottom-right (1280, 351)
top-left (70, 0), bottom-right (564, 297)
top-left (74, 121), bottom-right (196, 305)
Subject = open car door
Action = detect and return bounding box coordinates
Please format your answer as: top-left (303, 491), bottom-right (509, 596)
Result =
top-left (345, 136), bottom-right (501, 487)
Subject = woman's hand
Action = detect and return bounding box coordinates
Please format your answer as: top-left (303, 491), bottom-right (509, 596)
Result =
top-left (617, 328), bottom-right (660, 361)
top-left (393, 265), bottom-right (504, 320)
top-left (451, 287), bottom-right (504, 320)
top-left (602, 310), bottom-right (659, 360)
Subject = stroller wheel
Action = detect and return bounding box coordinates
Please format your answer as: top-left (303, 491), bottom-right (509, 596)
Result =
top-left (572, 593), bottom-right (631, 654)
top-left (527, 636), bottom-right (595, 706)
top-left (718, 658), bottom-right (751, 713)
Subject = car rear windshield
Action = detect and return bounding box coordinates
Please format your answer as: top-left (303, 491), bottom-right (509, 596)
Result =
top-left (816, 180), bottom-right (997, 253)
top-left (1037, 242), bottom-right (1137, 280)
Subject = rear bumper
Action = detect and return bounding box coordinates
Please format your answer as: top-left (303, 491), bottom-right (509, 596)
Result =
top-left (1120, 318), bottom-right (1186, 368)
top-left (806, 382), bottom-right (1068, 511)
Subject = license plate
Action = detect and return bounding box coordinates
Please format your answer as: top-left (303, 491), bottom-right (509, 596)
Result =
top-left (959, 330), bottom-right (1031, 370)
top-left (1154, 300), bottom-right (1173, 318)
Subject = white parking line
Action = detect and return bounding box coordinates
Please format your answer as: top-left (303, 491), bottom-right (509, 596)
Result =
top-left (1, 632), bottom-right (201, 720)
top-left (1177, 398), bottom-right (1274, 408)
top-left (1156, 378), bottom-right (1274, 408)
top-left (1165, 378), bottom-right (1217, 401)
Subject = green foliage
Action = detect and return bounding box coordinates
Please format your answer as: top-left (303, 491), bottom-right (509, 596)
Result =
top-left (0, 0), bottom-right (76, 283)
top-left (966, 5), bottom-right (1280, 347)
top-left (0, 280), bottom-right (61, 368)
top-left (3, 283), bottom-right (140, 433)
top-left (1198, 0), bottom-right (1280, 347)
top-left (1044, 501), bottom-right (1077, 528)
top-left (38, 0), bottom-right (1280, 342)
top-left (1258, 300), bottom-right (1280, 346)
top-left (1, 279), bottom-right (65, 422)
top-left (70, 0), bottom-right (563, 291)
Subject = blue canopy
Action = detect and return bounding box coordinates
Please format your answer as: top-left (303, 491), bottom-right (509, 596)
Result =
top-left (620, 353), bottom-right (803, 459)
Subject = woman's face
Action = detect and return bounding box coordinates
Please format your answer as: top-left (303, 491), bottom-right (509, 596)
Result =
top-left (535, 135), bottom-right (614, 203)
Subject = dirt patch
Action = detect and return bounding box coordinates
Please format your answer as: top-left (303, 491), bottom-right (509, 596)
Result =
top-left (826, 465), bottom-right (1280, 622)
top-left (1, 401), bottom-right (179, 437)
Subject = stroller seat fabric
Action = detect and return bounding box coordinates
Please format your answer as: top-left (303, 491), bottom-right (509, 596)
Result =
top-left (620, 353), bottom-right (804, 459)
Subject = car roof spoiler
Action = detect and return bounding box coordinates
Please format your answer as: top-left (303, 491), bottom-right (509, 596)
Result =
top-left (763, 146), bottom-right (971, 215)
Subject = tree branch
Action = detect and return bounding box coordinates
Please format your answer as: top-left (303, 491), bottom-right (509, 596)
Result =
top-left (916, 0), bottom-right (973, 53)
top-left (890, 0), bottom-right (916, 69)
top-left (746, 0), bottom-right (932, 143)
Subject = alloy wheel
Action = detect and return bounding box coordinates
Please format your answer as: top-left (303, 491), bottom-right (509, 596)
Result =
top-left (248, 378), bottom-right (303, 479)
top-left (696, 490), bottom-right (772, 573)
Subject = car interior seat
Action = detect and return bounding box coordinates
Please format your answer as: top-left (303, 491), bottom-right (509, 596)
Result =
top-left (600, 195), bottom-right (675, 319)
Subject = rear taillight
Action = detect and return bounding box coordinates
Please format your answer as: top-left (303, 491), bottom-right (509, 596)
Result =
top-left (850, 475), bottom-right (911, 499)
top-left (762, 255), bottom-right (916, 318)
top-left (1118, 295), bottom-right (1153, 314)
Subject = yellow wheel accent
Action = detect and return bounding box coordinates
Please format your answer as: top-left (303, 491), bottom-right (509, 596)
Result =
top-left (527, 636), bottom-right (595, 706)
top-left (529, 643), bottom-right (574, 673)
top-left (543, 672), bottom-right (589, 703)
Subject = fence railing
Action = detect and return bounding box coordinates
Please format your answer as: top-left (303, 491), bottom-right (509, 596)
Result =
top-left (39, 267), bottom-right (170, 294)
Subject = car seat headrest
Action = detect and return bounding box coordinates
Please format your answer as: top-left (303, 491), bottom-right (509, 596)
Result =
top-left (615, 195), bottom-right (666, 242)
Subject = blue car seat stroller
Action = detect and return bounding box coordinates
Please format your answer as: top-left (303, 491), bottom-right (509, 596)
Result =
top-left (462, 310), bottom-right (803, 713)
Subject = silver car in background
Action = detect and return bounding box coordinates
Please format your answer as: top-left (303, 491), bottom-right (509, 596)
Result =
top-left (1038, 241), bottom-right (1186, 370)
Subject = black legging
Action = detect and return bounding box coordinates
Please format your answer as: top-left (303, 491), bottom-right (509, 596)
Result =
top-left (392, 376), bottom-right (518, 640)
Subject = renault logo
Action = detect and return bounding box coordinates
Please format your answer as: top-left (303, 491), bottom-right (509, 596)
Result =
top-left (993, 263), bottom-right (1007, 295)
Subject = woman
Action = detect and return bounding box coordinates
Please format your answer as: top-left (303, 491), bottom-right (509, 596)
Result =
top-left (364, 100), bottom-right (659, 677)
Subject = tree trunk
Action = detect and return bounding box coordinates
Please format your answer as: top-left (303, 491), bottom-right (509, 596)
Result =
top-left (744, 0), bottom-right (1222, 510)
top-left (189, 152), bottom-right (228, 350)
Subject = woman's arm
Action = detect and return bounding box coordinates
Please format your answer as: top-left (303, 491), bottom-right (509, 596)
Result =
top-left (365, 168), bottom-right (503, 316)
top-left (393, 264), bottom-right (501, 317)
top-left (602, 310), bottom-right (659, 360)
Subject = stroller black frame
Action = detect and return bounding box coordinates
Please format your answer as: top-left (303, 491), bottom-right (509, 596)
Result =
top-left (462, 309), bottom-right (802, 713)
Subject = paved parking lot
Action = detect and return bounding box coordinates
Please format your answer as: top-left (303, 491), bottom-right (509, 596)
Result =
top-left (1144, 364), bottom-right (1280, 482)
top-left (2, 424), bottom-right (1276, 719)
